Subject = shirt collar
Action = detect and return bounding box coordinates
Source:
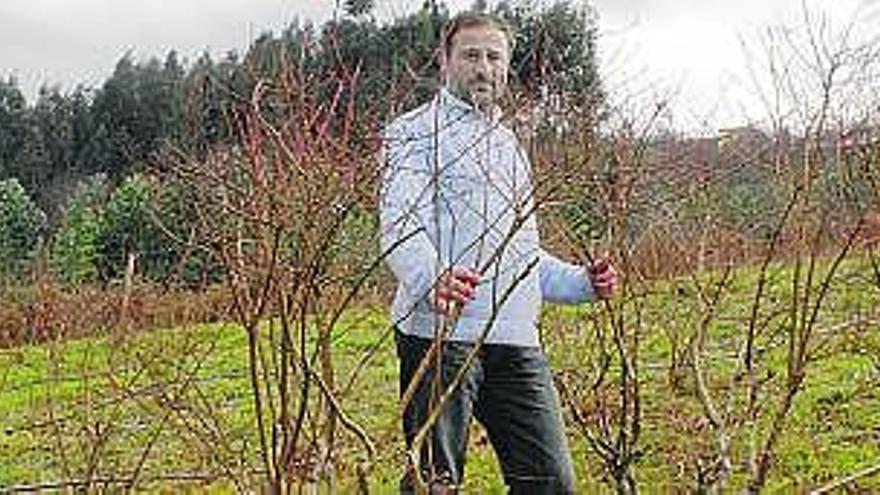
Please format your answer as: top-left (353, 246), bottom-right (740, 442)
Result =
top-left (438, 87), bottom-right (502, 124)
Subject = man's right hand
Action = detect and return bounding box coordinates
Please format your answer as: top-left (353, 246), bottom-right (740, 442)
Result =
top-left (433, 266), bottom-right (480, 317)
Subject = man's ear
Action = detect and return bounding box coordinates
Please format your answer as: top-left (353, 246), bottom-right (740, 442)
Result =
top-left (437, 46), bottom-right (448, 77)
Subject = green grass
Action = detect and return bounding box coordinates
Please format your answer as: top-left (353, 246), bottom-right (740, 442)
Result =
top-left (1, 256), bottom-right (879, 492)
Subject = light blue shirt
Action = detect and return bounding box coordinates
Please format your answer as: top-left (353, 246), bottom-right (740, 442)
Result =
top-left (380, 89), bottom-right (595, 347)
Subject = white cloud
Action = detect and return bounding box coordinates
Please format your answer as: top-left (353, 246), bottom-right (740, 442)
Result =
top-left (593, 0), bottom-right (879, 131)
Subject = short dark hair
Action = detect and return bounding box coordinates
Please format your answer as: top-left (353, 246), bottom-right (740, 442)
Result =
top-left (441, 12), bottom-right (514, 56)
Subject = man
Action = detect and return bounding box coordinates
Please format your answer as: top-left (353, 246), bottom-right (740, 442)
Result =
top-left (380, 11), bottom-right (617, 494)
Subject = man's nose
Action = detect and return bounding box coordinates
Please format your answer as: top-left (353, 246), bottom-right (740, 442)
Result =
top-left (475, 55), bottom-right (491, 76)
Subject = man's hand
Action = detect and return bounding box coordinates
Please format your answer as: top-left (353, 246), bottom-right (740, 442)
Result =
top-left (434, 266), bottom-right (480, 317)
top-left (589, 258), bottom-right (618, 300)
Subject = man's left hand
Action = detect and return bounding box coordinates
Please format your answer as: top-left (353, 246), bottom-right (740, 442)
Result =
top-left (589, 258), bottom-right (618, 300)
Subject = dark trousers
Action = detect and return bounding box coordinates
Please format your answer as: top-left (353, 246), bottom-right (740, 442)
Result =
top-left (396, 330), bottom-right (576, 494)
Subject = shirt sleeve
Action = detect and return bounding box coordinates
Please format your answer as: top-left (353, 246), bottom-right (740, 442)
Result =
top-left (538, 249), bottom-right (596, 304)
top-left (379, 121), bottom-right (444, 304)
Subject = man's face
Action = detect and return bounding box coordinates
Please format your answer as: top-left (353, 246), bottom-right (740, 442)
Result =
top-left (443, 24), bottom-right (510, 111)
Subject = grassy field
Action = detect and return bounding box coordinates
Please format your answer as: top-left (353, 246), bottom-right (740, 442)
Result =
top-left (1, 257), bottom-right (879, 492)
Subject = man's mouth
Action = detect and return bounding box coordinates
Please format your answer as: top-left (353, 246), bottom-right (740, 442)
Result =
top-left (471, 82), bottom-right (492, 93)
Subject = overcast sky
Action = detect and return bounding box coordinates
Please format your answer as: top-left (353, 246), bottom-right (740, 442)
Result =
top-left (595, 0), bottom-right (879, 131)
top-left (2, 0), bottom-right (878, 130)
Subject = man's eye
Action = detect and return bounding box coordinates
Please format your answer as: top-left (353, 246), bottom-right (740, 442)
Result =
top-left (465, 51), bottom-right (479, 61)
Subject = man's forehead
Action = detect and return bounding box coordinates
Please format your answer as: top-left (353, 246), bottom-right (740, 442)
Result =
top-left (451, 25), bottom-right (510, 51)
